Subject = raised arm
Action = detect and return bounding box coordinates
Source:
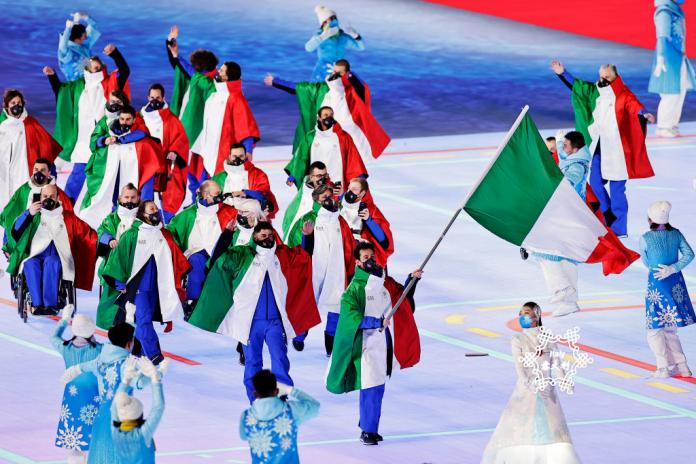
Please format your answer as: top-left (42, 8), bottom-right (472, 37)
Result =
top-left (104, 45), bottom-right (130, 90)
top-left (43, 66), bottom-right (62, 99)
top-left (285, 386), bottom-right (320, 426)
top-left (84, 16), bottom-right (101, 49)
top-left (551, 59), bottom-right (575, 90)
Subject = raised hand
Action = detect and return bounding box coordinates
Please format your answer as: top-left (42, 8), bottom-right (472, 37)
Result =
top-left (42, 66), bottom-right (55, 76)
top-left (550, 59), bottom-right (565, 75)
top-left (301, 220), bottom-right (315, 235)
top-left (263, 73), bottom-right (274, 86)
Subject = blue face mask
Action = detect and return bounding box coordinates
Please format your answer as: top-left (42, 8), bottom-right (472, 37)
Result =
top-left (329, 19), bottom-right (339, 28)
top-left (519, 314), bottom-right (534, 329)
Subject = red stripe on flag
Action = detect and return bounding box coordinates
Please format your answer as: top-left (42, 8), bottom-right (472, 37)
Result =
top-left (586, 230), bottom-right (640, 276)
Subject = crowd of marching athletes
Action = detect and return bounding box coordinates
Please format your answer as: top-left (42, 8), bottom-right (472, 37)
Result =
top-left (0, 1), bottom-right (694, 463)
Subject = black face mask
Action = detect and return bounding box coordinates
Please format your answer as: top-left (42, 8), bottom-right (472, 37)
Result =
top-left (32, 171), bottom-right (50, 185)
top-left (344, 190), bottom-right (359, 204)
top-left (106, 102), bottom-right (123, 113)
top-left (111, 120), bottom-right (131, 135)
top-left (147, 212), bottom-right (161, 226)
top-left (361, 257), bottom-right (383, 277)
top-left (147, 100), bottom-right (165, 111)
top-left (227, 156), bottom-right (245, 166)
top-left (327, 72), bottom-right (341, 81)
top-left (9, 104), bottom-right (24, 116)
top-left (237, 214), bottom-right (251, 228)
top-left (41, 198), bottom-right (58, 211)
top-left (320, 116), bottom-right (335, 129)
top-left (119, 201), bottom-right (139, 210)
top-left (214, 72), bottom-right (223, 82)
top-left (308, 176), bottom-right (327, 189)
top-left (255, 236), bottom-right (275, 249)
top-left (597, 78), bottom-right (611, 88)
top-left (321, 197), bottom-right (338, 212)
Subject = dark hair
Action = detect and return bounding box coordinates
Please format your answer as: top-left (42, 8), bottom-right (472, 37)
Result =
top-left (650, 222), bottom-right (674, 231)
top-left (189, 49), bottom-right (219, 73)
top-left (230, 142), bottom-right (246, 153)
top-left (317, 106), bottom-right (333, 117)
top-left (312, 184), bottom-right (331, 202)
top-left (136, 200), bottom-right (157, 222)
top-left (120, 105), bottom-right (137, 118)
top-left (252, 369), bottom-right (277, 398)
top-left (564, 131), bottom-right (585, 150)
top-left (522, 301), bottom-right (542, 327)
top-left (223, 61), bottom-right (241, 81)
top-left (111, 89), bottom-right (130, 107)
top-left (108, 322), bottom-right (135, 348)
top-left (3, 89), bottom-right (24, 108)
top-left (545, 136), bottom-right (556, 142)
top-left (123, 182), bottom-right (138, 192)
top-left (335, 59), bottom-right (350, 72)
top-left (253, 221), bottom-right (274, 235)
top-left (148, 83), bottom-right (165, 97)
top-left (354, 241), bottom-right (375, 259)
top-left (349, 177), bottom-right (368, 192)
top-left (69, 23), bottom-right (87, 42)
top-left (34, 157), bottom-right (54, 170)
top-left (309, 161), bottom-right (327, 172)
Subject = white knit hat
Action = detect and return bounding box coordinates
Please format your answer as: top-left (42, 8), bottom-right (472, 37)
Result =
top-left (115, 391), bottom-right (144, 421)
top-left (71, 314), bottom-right (96, 339)
top-left (315, 5), bottom-right (336, 25)
top-left (648, 200), bottom-right (671, 225)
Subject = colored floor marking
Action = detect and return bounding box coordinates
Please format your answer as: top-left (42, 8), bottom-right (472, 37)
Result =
top-left (466, 327), bottom-right (501, 338)
top-left (0, 298), bottom-right (201, 366)
top-left (445, 314), bottom-right (467, 324)
top-left (647, 382), bottom-right (690, 394)
top-left (403, 154), bottom-right (457, 161)
top-left (419, 329), bottom-right (696, 419)
top-left (477, 298), bottom-right (624, 312)
top-left (600, 367), bottom-right (642, 380)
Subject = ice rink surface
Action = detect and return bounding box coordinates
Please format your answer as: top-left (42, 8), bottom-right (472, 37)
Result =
top-left (1, 118), bottom-right (696, 464)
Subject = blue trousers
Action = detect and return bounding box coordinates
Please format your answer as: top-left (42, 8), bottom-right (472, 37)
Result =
top-left (293, 311), bottom-right (340, 342)
top-left (134, 290), bottom-right (162, 361)
top-left (360, 384), bottom-right (385, 433)
top-left (23, 245), bottom-right (61, 308)
top-left (590, 152), bottom-right (628, 236)
top-left (64, 162), bottom-right (86, 203)
top-left (243, 318), bottom-right (293, 403)
top-left (186, 251), bottom-right (209, 300)
top-left (187, 169), bottom-right (210, 204)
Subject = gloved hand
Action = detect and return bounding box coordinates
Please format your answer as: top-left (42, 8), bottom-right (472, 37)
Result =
top-left (277, 382), bottom-right (294, 396)
top-left (343, 25), bottom-right (359, 39)
top-left (65, 19), bottom-right (74, 29)
top-left (158, 358), bottom-right (171, 377)
top-left (61, 365), bottom-right (82, 383)
top-left (653, 264), bottom-right (676, 281)
top-left (653, 56), bottom-right (667, 78)
top-left (319, 26), bottom-right (339, 41)
top-left (555, 129), bottom-right (566, 142)
top-left (61, 304), bottom-right (75, 322)
top-left (121, 356), bottom-right (139, 385)
top-left (139, 357), bottom-right (161, 383)
top-left (125, 302), bottom-right (136, 324)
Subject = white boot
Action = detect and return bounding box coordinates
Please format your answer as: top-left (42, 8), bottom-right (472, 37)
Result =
top-left (656, 127), bottom-right (678, 138)
top-left (674, 362), bottom-right (692, 377)
top-left (651, 368), bottom-right (670, 379)
top-left (553, 303), bottom-right (580, 317)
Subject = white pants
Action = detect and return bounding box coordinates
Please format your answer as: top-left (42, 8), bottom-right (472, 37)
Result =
top-left (657, 60), bottom-right (691, 130)
top-left (66, 449), bottom-right (86, 464)
top-left (539, 259), bottom-right (579, 312)
top-left (647, 326), bottom-right (687, 369)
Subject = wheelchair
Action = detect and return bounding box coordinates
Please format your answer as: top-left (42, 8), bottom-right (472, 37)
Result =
top-left (13, 272), bottom-right (76, 323)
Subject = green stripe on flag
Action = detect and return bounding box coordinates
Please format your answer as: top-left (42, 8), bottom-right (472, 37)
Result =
top-left (463, 110), bottom-right (563, 245)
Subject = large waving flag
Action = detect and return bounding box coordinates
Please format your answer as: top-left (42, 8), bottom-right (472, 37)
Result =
top-left (463, 106), bottom-right (639, 275)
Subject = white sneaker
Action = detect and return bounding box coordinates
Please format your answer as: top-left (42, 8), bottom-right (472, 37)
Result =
top-left (553, 304), bottom-right (580, 317)
top-left (656, 128), bottom-right (678, 138)
top-left (675, 363), bottom-right (692, 377)
top-left (651, 368), bottom-right (670, 379)
top-left (550, 286), bottom-right (576, 304)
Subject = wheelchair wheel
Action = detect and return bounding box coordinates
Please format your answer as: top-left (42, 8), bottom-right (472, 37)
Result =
top-left (16, 277), bottom-right (28, 323)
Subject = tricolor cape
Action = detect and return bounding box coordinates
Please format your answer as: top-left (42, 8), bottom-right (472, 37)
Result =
top-left (211, 161), bottom-right (278, 218)
top-left (285, 121), bottom-right (367, 189)
top-left (0, 112), bottom-right (61, 170)
top-left (463, 110), bottom-right (639, 276)
top-left (343, 196), bottom-right (394, 267)
top-left (95, 210), bottom-right (130, 329)
top-left (187, 243), bottom-right (321, 339)
top-left (570, 76), bottom-right (653, 181)
top-left (166, 202), bottom-right (237, 253)
top-left (53, 69), bottom-right (130, 161)
top-left (6, 209), bottom-right (97, 290)
top-left (326, 267), bottom-right (420, 394)
top-left (291, 75), bottom-right (390, 161)
top-left (282, 182), bottom-right (315, 242)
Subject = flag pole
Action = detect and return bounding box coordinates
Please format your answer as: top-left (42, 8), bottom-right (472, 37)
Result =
top-left (380, 105), bottom-right (531, 330)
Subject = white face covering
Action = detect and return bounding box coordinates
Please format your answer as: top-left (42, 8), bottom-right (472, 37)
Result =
top-left (117, 205), bottom-right (138, 218)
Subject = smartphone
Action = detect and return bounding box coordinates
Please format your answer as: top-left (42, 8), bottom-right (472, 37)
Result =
top-left (32, 193), bottom-right (41, 204)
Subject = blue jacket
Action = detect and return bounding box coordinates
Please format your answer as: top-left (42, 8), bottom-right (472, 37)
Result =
top-left (557, 142), bottom-right (591, 201)
top-left (305, 28), bottom-right (364, 82)
top-left (649, 0), bottom-right (696, 94)
top-left (58, 18), bottom-right (100, 81)
top-left (639, 228), bottom-right (694, 272)
top-left (111, 382), bottom-right (164, 464)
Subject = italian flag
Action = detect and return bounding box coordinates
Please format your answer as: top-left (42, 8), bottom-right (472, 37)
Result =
top-left (293, 75), bottom-right (390, 162)
top-left (571, 76), bottom-right (653, 181)
top-left (463, 107), bottom-right (639, 275)
top-left (166, 202), bottom-right (237, 254)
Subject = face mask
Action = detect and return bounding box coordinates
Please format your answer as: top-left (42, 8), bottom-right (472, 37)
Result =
top-left (344, 190), bottom-right (359, 204)
top-left (362, 257), bottom-right (383, 277)
top-left (146, 100), bottom-right (165, 111)
top-left (597, 78), bottom-right (611, 88)
top-left (227, 156), bottom-right (245, 166)
top-left (106, 102), bottom-right (123, 113)
top-left (147, 212), bottom-right (161, 226)
top-left (329, 19), bottom-right (339, 28)
top-left (321, 116), bottom-right (335, 129)
top-left (32, 171), bottom-right (50, 185)
top-left (119, 201), bottom-right (138, 210)
top-left (41, 198), bottom-right (58, 211)
top-left (237, 214), bottom-right (252, 228)
top-left (321, 197), bottom-right (338, 212)
top-left (309, 176), bottom-right (327, 188)
top-left (9, 104), bottom-right (24, 116)
top-left (255, 236), bottom-right (275, 249)
top-left (327, 72), bottom-right (341, 81)
top-left (214, 72), bottom-right (223, 82)
top-left (111, 121), bottom-right (132, 135)
top-left (519, 314), bottom-right (534, 329)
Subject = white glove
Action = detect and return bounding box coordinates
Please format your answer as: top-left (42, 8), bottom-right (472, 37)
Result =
top-left (121, 356), bottom-right (139, 385)
top-left (555, 129), bottom-right (566, 142)
top-left (157, 358), bottom-right (171, 377)
top-left (653, 56), bottom-right (667, 78)
top-left (61, 304), bottom-right (75, 322)
top-left (653, 264), bottom-right (676, 281)
top-left (125, 302), bottom-right (136, 324)
top-left (319, 26), bottom-right (339, 41)
top-left (71, 12), bottom-right (81, 22)
top-left (277, 382), bottom-right (294, 396)
top-left (61, 365), bottom-right (82, 383)
top-left (65, 19), bottom-right (74, 29)
top-left (343, 25), bottom-right (359, 39)
top-left (139, 357), bottom-right (160, 383)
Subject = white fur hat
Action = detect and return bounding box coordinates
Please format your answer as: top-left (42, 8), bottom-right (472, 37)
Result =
top-left (315, 5), bottom-right (336, 25)
top-left (72, 314), bottom-right (96, 339)
top-left (648, 200), bottom-right (671, 225)
top-left (115, 391), bottom-right (143, 421)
